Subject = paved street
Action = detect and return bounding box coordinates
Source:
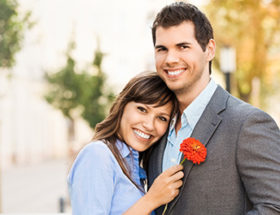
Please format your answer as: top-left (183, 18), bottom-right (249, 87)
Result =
top-left (2, 158), bottom-right (72, 213)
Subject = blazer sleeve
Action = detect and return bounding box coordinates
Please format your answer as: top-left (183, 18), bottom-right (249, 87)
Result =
top-left (236, 109), bottom-right (280, 214)
top-left (68, 142), bottom-right (115, 215)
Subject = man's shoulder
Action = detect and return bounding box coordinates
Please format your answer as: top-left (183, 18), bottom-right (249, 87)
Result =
top-left (212, 86), bottom-right (268, 117)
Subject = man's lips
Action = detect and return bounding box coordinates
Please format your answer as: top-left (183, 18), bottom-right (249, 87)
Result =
top-left (164, 68), bottom-right (185, 77)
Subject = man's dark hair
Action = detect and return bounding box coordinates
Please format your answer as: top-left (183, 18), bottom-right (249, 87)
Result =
top-left (152, 2), bottom-right (214, 73)
top-left (152, 2), bottom-right (213, 50)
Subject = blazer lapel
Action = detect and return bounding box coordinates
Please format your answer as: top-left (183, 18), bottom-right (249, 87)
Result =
top-left (166, 86), bottom-right (229, 214)
top-left (155, 133), bottom-right (168, 174)
top-left (147, 132), bottom-right (168, 190)
top-left (148, 133), bottom-right (169, 215)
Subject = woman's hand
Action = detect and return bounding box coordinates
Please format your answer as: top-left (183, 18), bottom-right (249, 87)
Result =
top-left (124, 164), bottom-right (184, 215)
top-left (144, 164), bottom-right (184, 209)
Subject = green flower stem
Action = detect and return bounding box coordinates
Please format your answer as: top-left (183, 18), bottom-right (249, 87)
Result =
top-left (162, 158), bottom-right (186, 215)
top-left (180, 158), bottom-right (187, 165)
top-left (162, 204), bottom-right (168, 215)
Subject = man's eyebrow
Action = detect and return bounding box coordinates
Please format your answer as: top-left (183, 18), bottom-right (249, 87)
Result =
top-left (176, 42), bottom-right (191, 47)
top-left (155, 45), bottom-right (166, 49)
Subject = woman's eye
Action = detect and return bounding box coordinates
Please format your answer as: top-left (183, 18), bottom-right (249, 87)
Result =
top-left (158, 116), bottom-right (168, 122)
top-left (137, 106), bottom-right (147, 113)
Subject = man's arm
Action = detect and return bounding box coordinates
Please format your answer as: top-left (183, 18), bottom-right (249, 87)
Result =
top-left (237, 109), bottom-right (280, 214)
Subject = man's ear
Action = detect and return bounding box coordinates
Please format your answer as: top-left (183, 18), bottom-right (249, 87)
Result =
top-left (206, 39), bottom-right (216, 61)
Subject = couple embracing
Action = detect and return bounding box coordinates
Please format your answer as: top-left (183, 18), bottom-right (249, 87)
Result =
top-left (68, 2), bottom-right (280, 215)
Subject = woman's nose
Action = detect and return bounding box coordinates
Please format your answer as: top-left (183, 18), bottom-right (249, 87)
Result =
top-left (142, 116), bottom-right (154, 131)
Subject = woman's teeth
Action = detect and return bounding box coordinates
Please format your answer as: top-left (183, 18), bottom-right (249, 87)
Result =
top-left (133, 129), bottom-right (151, 139)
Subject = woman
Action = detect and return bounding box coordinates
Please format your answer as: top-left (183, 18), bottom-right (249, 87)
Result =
top-left (68, 72), bottom-right (184, 215)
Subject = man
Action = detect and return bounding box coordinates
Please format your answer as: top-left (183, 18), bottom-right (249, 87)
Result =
top-left (147, 2), bottom-right (280, 215)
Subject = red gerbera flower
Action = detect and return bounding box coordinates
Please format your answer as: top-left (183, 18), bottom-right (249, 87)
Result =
top-left (162, 137), bottom-right (207, 215)
top-left (179, 137), bottom-right (207, 165)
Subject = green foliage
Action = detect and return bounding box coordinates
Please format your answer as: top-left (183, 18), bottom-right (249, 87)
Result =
top-left (77, 48), bottom-right (115, 128)
top-left (45, 40), bottom-right (115, 129)
top-left (0, 0), bottom-right (31, 68)
top-left (45, 50), bottom-right (80, 118)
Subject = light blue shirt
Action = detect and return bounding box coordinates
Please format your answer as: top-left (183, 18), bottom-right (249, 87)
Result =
top-left (162, 79), bottom-right (217, 171)
top-left (68, 139), bottom-right (146, 215)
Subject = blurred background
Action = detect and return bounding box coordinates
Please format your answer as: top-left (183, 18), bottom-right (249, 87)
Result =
top-left (0, 0), bottom-right (279, 213)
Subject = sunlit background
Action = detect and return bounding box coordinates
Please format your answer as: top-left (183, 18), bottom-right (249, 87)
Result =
top-left (0, 0), bottom-right (279, 213)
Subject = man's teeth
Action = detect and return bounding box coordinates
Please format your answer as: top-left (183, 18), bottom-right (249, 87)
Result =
top-left (133, 129), bottom-right (151, 139)
top-left (167, 69), bottom-right (184, 76)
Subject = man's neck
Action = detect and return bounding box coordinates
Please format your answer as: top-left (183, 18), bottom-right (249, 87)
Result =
top-left (175, 77), bottom-right (211, 132)
top-left (175, 117), bottom-right (181, 134)
top-left (177, 78), bottom-right (210, 113)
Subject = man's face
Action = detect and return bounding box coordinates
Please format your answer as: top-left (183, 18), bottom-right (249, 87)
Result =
top-left (154, 21), bottom-right (215, 97)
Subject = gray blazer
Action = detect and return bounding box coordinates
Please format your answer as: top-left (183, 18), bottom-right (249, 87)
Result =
top-left (147, 86), bottom-right (280, 215)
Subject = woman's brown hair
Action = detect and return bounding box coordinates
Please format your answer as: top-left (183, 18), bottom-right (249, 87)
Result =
top-left (93, 72), bottom-right (178, 191)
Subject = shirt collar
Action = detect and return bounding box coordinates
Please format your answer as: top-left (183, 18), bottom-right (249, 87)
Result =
top-left (116, 139), bottom-right (131, 158)
top-left (169, 114), bottom-right (177, 131)
top-left (183, 79), bottom-right (217, 129)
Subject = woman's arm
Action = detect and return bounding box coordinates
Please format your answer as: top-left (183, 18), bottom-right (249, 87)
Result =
top-left (124, 164), bottom-right (184, 215)
top-left (68, 143), bottom-right (115, 215)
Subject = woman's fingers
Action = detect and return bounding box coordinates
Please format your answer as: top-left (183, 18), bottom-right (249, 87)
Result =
top-left (170, 169), bottom-right (184, 182)
top-left (166, 179), bottom-right (183, 195)
top-left (173, 179), bottom-right (183, 189)
top-left (160, 165), bottom-right (184, 185)
top-left (146, 164), bottom-right (185, 206)
top-left (162, 164), bottom-right (183, 177)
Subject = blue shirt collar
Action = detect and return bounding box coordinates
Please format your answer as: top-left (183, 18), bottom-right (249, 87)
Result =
top-left (115, 139), bottom-right (146, 181)
top-left (116, 139), bottom-right (132, 158)
top-left (183, 79), bottom-right (217, 129)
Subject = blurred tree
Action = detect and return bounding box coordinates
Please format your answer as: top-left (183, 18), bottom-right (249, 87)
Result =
top-left (45, 41), bottom-right (80, 149)
top-left (45, 40), bottom-right (114, 151)
top-left (79, 46), bottom-right (115, 129)
top-left (206, 0), bottom-right (280, 106)
top-left (45, 41), bottom-right (79, 120)
top-left (0, 0), bottom-right (31, 68)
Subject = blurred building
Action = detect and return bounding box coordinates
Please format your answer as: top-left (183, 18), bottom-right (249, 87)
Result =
top-left (0, 72), bottom-right (92, 169)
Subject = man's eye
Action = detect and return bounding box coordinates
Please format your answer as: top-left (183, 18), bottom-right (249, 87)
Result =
top-left (137, 106), bottom-right (147, 113)
top-left (180, 45), bottom-right (189, 49)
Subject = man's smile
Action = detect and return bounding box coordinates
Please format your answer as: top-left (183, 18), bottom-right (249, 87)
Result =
top-left (164, 68), bottom-right (186, 78)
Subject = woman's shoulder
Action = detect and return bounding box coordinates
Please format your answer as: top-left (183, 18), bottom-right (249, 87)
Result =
top-left (77, 140), bottom-right (113, 161)
top-left (83, 140), bottom-right (110, 152)
top-left (69, 140), bottom-right (116, 175)
top-left (68, 140), bottom-right (116, 185)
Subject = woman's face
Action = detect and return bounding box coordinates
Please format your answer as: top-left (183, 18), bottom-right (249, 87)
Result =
top-left (119, 101), bottom-right (173, 152)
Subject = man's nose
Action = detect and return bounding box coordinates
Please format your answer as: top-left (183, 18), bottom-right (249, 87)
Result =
top-left (165, 50), bottom-right (179, 65)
